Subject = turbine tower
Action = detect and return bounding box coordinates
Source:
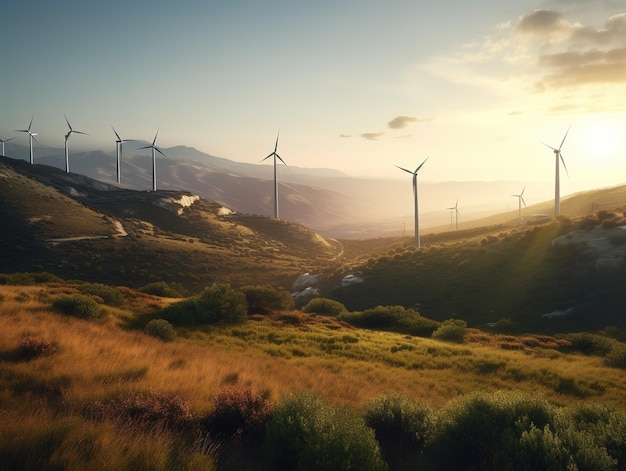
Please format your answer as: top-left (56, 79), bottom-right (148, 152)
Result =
top-left (542, 126), bottom-right (570, 217)
top-left (0, 137), bottom-right (15, 156)
top-left (112, 126), bottom-right (134, 184)
top-left (15, 117), bottom-right (38, 164)
top-left (63, 114), bottom-right (87, 173)
top-left (512, 187), bottom-right (527, 223)
top-left (395, 158), bottom-right (428, 247)
top-left (261, 131), bottom-right (287, 218)
top-left (139, 130), bottom-right (165, 191)
top-left (447, 198), bottom-right (460, 231)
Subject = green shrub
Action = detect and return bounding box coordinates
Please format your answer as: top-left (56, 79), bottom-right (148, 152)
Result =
top-left (201, 388), bottom-right (274, 444)
top-left (605, 343), bottom-right (626, 369)
top-left (301, 297), bottom-right (347, 316)
top-left (264, 393), bottom-right (387, 471)
top-left (364, 393), bottom-right (434, 469)
top-left (52, 294), bottom-right (105, 319)
top-left (429, 391), bottom-right (555, 470)
top-left (144, 319), bottom-right (177, 342)
top-left (562, 332), bottom-right (614, 356)
top-left (162, 283), bottom-right (247, 326)
top-left (77, 283), bottom-right (126, 307)
top-left (338, 305), bottom-right (440, 337)
top-left (240, 285), bottom-right (294, 314)
top-left (432, 319), bottom-right (467, 343)
top-left (138, 281), bottom-right (186, 298)
top-left (0, 272), bottom-right (62, 286)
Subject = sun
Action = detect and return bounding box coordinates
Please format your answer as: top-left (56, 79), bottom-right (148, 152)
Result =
top-left (579, 118), bottom-right (623, 163)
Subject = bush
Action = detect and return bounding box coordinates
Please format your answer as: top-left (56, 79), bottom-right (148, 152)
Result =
top-left (201, 388), bottom-right (274, 444)
top-left (138, 281), bottom-right (186, 298)
top-left (77, 283), bottom-right (126, 307)
top-left (563, 332), bottom-right (614, 356)
top-left (432, 319), bottom-right (467, 343)
top-left (264, 393), bottom-right (387, 471)
top-left (240, 285), bottom-right (294, 314)
top-left (14, 336), bottom-right (58, 360)
top-left (144, 319), bottom-right (177, 342)
top-left (605, 343), bottom-right (626, 369)
top-left (338, 305), bottom-right (440, 337)
top-left (301, 297), bottom-right (347, 316)
top-left (429, 391), bottom-right (555, 470)
top-left (0, 272), bottom-right (62, 285)
top-left (52, 294), bottom-right (105, 319)
top-left (364, 393), bottom-right (434, 469)
top-left (162, 283), bottom-right (247, 326)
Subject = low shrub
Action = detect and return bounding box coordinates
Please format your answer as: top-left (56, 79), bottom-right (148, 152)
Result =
top-left (604, 343), bottom-right (626, 369)
top-left (301, 297), bottom-right (347, 316)
top-left (365, 392), bottom-right (434, 469)
top-left (264, 392), bottom-right (387, 471)
top-left (201, 388), bottom-right (274, 444)
top-left (52, 294), bottom-right (105, 319)
top-left (14, 336), bottom-right (58, 360)
top-left (240, 285), bottom-right (294, 314)
top-left (432, 319), bottom-right (467, 343)
top-left (138, 281), bottom-right (186, 298)
top-left (562, 332), bottom-right (614, 356)
top-left (77, 283), bottom-right (126, 307)
top-left (162, 283), bottom-right (247, 326)
top-left (91, 390), bottom-right (195, 434)
top-left (0, 272), bottom-right (62, 286)
top-left (144, 319), bottom-right (177, 342)
top-left (338, 305), bottom-right (440, 337)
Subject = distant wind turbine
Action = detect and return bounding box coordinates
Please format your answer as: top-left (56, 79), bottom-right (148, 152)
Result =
top-left (14, 117), bottom-right (38, 164)
top-left (395, 158), bottom-right (428, 247)
top-left (260, 131), bottom-right (287, 218)
top-left (64, 114), bottom-right (88, 173)
top-left (512, 187), bottom-right (527, 223)
top-left (542, 126), bottom-right (570, 217)
top-left (112, 126), bottom-right (134, 184)
top-left (139, 130), bottom-right (165, 191)
top-left (447, 198), bottom-right (460, 231)
top-left (0, 136), bottom-right (15, 156)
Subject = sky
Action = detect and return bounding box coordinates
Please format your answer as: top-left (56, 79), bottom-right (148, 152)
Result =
top-left (1, 0), bottom-right (626, 203)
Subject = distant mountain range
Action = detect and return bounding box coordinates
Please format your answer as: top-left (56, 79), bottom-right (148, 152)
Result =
top-left (2, 142), bottom-right (553, 238)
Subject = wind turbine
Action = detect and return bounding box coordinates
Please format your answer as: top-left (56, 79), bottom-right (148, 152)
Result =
top-left (63, 114), bottom-right (88, 173)
top-left (542, 126), bottom-right (570, 217)
top-left (447, 198), bottom-right (460, 231)
top-left (395, 158), bottom-right (428, 247)
top-left (512, 187), bottom-right (527, 223)
top-left (0, 137), bottom-right (15, 156)
top-left (112, 126), bottom-right (134, 184)
top-left (139, 130), bottom-right (165, 191)
top-left (14, 117), bottom-right (38, 164)
top-left (260, 131), bottom-right (287, 218)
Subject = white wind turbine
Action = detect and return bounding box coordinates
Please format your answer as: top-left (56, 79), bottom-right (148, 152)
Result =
top-left (63, 114), bottom-right (88, 173)
top-left (395, 158), bottom-right (428, 247)
top-left (261, 131), bottom-right (287, 218)
top-left (112, 126), bottom-right (134, 184)
top-left (447, 198), bottom-right (460, 231)
top-left (512, 187), bottom-right (527, 223)
top-left (542, 126), bottom-right (570, 217)
top-left (139, 130), bottom-right (165, 191)
top-left (0, 136), bottom-right (15, 156)
top-left (15, 117), bottom-right (38, 164)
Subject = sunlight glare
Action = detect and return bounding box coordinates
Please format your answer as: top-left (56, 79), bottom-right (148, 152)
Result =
top-left (579, 119), bottom-right (623, 163)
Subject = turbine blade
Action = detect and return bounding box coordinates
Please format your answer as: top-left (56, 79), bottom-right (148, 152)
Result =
top-left (28, 117), bottom-right (34, 131)
top-left (155, 147), bottom-right (166, 157)
top-left (395, 165), bottom-right (413, 174)
top-left (261, 152), bottom-right (274, 162)
top-left (153, 130), bottom-right (159, 145)
top-left (138, 145), bottom-right (152, 150)
top-left (559, 125), bottom-right (571, 150)
top-left (415, 157), bottom-right (428, 174)
top-left (274, 131), bottom-right (280, 152)
top-left (542, 142), bottom-right (557, 151)
top-left (112, 126), bottom-right (121, 141)
top-left (74, 131), bottom-right (88, 135)
top-left (276, 154), bottom-right (287, 166)
top-left (31, 135), bottom-right (40, 144)
top-left (560, 153), bottom-right (569, 177)
top-left (521, 197), bottom-right (527, 207)
top-left (521, 186), bottom-right (526, 196)
top-left (64, 114), bottom-right (72, 130)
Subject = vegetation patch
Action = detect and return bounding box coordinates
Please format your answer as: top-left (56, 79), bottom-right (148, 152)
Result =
top-left (52, 294), bottom-right (105, 319)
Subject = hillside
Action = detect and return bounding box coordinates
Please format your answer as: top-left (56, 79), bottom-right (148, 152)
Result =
top-left (0, 158), bottom-right (341, 291)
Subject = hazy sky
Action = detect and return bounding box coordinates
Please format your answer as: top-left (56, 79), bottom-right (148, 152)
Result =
top-left (1, 0), bottom-right (626, 196)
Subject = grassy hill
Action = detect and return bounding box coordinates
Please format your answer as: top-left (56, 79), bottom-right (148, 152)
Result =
top-left (0, 281), bottom-right (625, 469)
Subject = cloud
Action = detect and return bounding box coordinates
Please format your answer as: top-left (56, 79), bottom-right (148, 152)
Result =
top-left (361, 132), bottom-right (384, 141)
top-left (339, 134), bottom-right (351, 138)
top-left (516, 9), bottom-right (573, 37)
top-left (387, 115), bottom-right (432, 129)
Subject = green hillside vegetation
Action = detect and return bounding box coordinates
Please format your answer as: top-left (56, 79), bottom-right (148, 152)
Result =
top-left (0, 279), bottom-right (625, 470)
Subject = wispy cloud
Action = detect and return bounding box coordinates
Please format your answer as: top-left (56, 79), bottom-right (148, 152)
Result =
top-left (387, 115), bottom-right (431, 129)
top-left (361, 132), bottom-right (384, 141)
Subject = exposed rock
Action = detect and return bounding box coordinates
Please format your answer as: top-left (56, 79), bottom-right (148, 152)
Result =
top-left (341, 274), bottom-right (364, 287)
top-left (293, 273), bottom-right (319, 291)
top-left (551, 225), bottom-right (626, 271)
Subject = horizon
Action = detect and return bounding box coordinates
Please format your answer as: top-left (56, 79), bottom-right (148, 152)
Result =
top-left (1, 1), bottom-right (625, 192)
